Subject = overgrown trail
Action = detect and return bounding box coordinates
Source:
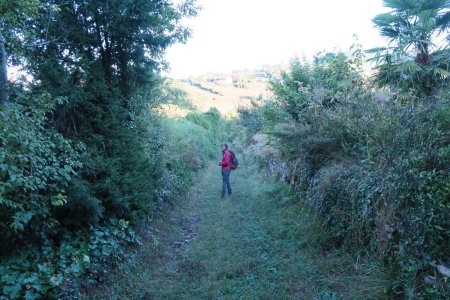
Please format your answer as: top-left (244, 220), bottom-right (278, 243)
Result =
top-left (89, 162), bottom-right (377, 299)
top-left (156, 163), bottom-right (309, 299)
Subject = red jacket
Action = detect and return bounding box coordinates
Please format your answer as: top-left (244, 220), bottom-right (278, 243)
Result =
top-left (219, 150), bottom-right (232, 171)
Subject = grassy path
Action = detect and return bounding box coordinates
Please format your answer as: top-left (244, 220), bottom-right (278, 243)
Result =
top-left (165, 163), bottom-right (307, 299)
top-left (87, 162), bottom-right (386, 299)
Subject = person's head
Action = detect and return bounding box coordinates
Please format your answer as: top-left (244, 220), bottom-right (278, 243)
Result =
top-left (221, 143), bottom-right (228, 150)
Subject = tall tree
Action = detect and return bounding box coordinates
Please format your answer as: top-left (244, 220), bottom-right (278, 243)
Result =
top-left (2, 0), bottom-right (198, 225)
top-left (29, 0), bottom-right (197, 224)
top-left (0, 30), bottom-right (7, 104)
top-left (368, 0), bottom-right (450, 95)
top-left (0, 0), bottom-right (40, 105)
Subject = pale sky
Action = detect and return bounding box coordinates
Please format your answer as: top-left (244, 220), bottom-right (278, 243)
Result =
top-left (165, 0), bottom-right (390, 78)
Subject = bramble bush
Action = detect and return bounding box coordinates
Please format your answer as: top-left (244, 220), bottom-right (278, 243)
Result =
top-left (240, 52), bottom-right (450, 298)
top-left (0, 94), bottom-right (82, 253)
top-left (0, 219), bottom-right (139, 299)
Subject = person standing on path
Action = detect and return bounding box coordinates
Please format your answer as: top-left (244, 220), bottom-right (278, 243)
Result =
top-left (218, 143), bottom-right (232, 198)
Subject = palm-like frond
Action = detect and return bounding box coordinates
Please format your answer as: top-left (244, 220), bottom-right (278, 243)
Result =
top-left (383, 0), bottom-right (416, 11)
top-left (393, 61), bottom-right (424, 73)
top-left (431, 67), bottom-right (450, 78)
top-left (432, 48), bottom-right (450, 69)
top-left (421, 0), bottom-right (450, 10)
top-left (373, 13), bottom-right (408, 27)
top-left (373, 13), bottom-right (409, 40)
top-left (435, 11), bottom-right (450, 30)
top-left (380, 28), bottom-right (401, 39)
top-left (371, 0), bottom-right (449, 94)
top-left (432, 48), bottom-right (450, 60)
top-left (365, 47), bottom-right (389, 54)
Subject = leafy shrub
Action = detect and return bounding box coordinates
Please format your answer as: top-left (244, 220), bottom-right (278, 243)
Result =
top-left (236, 106), bottom-right (264, 138)
top-left (0, 220), bottom-right (139, 299)
top-left (269, 52), bottom-right (367, 122)
top-left (185, 107), bottom-right (223, 138)
top-left (303, 95), bottom-right (449, 297)
top-left (1, 0), bottom-right (200, 298)
top-left (157, 108), bottom-right (227, 204)
top-left (55, 178), bottom-right (104, 227)
top-left (243, 53), bottom-right (450, 297)
top-left (0, 95), bottom-right (82, 252)
top-left (0, 92), bottom-right (227, 298)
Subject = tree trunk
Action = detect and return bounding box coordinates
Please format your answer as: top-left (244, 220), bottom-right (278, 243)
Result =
top-left (0, 30), bottom-right (8, 105)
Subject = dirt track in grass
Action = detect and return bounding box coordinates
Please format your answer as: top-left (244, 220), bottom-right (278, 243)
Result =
top-left (86, 162), bottom-right (387, 299)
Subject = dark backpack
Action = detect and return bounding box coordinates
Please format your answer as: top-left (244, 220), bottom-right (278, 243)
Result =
top-left (229, 150), bottom-right (238, 170)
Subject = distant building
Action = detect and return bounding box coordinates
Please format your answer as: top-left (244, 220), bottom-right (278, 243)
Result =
top-left (273, 67), bottom-right (281, 79)
top-left (224, 76), bottom-right (233, 84)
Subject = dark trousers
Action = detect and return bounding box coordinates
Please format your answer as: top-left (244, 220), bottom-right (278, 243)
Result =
top-left (221, 169), bottom-right (232, 197)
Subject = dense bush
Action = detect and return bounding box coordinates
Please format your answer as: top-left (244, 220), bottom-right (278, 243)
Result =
top-left (0, 1), bottom-right (199, 298)
top-left (0, 93), bottom-right (227, 299)
top-left (240, 52), bottom-right (450, 297)
top-left (0, 95), bottom-right (82, 253)
top-left (0, 219), bottom-right (139, 299)
top-left (157, 108), bottom-right (226, 204)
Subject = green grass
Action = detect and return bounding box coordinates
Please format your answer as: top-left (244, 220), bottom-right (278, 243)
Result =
top-left (85, 161), bottom-right (389, 299)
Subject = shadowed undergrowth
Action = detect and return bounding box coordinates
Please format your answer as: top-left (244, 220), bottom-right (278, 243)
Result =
top-left (85, 162), bottom-right (388, 299)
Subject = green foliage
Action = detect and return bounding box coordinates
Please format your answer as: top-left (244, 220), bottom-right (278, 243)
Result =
top-left (0, 220), bottom-right (139, 299)
top-left (1, 1), bottom-right (200, 298)
top-left (22, 0), bottom-right (197, 226)
top-left (243, 52), bottom-right (450, 298)
top-left (1, 0), bottom-right (199, 226)
top-left (0, 95), bottom-right (82, 250)
top-left (160, 82), bottom-right (195, 110)
top-left (367, 0), bottom-right (450, 96)
top-left (236, 105), bottom-right (264, 138)
top-left (185, 107), bottom-right (223, 138)
top-left (1, 0), bottom-right (198, 227)
top-left (158, 108), bottom-right (227, 204)
top-left (269, 52), bottom-right (367, 122)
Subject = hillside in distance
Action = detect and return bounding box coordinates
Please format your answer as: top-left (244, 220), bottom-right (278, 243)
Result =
top-left (162, 66), bottom-right (284, 117)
